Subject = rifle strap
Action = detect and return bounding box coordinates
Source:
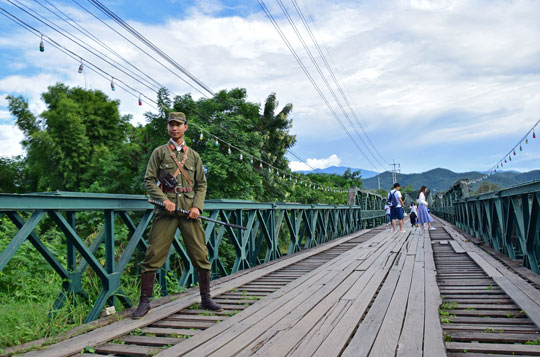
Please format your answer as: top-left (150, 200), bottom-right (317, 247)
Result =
top-left (167, 143), bottom-right (193, 186)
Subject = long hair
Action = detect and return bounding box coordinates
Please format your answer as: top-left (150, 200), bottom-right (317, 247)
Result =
top-left (417, 185), bottom-right (427, 198)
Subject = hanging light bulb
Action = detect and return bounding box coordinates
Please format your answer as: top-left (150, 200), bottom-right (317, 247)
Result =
top-left (520, 145), bottom-right (523, 151)
top-left (239, 153), bottom-right (243, 161)
top-left (534, 131), bottom-right (536, 139)
top-left (39, 35), bottom-right (44, 52)
top-left (504, 159), bottom-right (507, 163)
top-left (513, 150), bottom-right (516, 156)
top-left (110, 77), bottom-right (115, 91)
top-left (268, 167), bottom-right (272, 173)
top-left (227, 146), bottom-right (231, 155)
top-left (78, 59), bottom-right (83, 73)
top-left (199, 132), bottom-right (204, 140)
top-left (509, 156), bottom-right (512, 161)
top-left (250, 158), bottom-right (254, 164)
top-left (138, 94), bottom-right (142, 106)
top-left (259, 161), bottom-right (263, 169)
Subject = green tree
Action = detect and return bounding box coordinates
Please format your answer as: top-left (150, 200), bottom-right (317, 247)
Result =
top-left (7, 84), bottom-right (133, 192)
top-left (0, 156), bottom-right (30, 193)
top-left (474, 181), bottom-right (500, 194)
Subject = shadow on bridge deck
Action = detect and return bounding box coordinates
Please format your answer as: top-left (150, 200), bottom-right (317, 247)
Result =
top-left (20, 221), bottom-right (540, 356)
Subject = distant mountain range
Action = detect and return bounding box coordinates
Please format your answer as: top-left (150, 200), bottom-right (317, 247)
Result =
top-left (295, 166), bottom-right (379, 178)
top-left (362, 168), bottom-right (540, 192)
top-left (296, 166), bottom-right (540, 192)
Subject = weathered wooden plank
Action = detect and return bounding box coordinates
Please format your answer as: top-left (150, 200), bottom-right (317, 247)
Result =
top-left (450, 303), bottom-right (519, 310)
top-left (447, 331), bottom-right (540, 343)
top-left (141, 327), bottom-right (197, 336)
top-left (156, 269), bottom-right (333, 357)
top-left (467, 252), bottom-right (502, 278)
top-left (340, 256), bottom-right (404, 356)
top-left (445, 342), bottom-right (540, 355)
top-left (397, 257), bottom-right (425, 356)
top-left (423, 230), bottom-right (447, 357)
top-left (244, 272), bottom-right (365, 356)
top-left (493, 276), bottom-right (540, 329)
top-left (121, 334), bottom-right (184, 346)
top-left (167, 314), bottom-right (225, 322)
top-left (250, 232), bottom-right (408, 356)
top-left (311, 269), bottom-right (389, 357)
top-left (447, 316), bottom-right (534, 325)
top-left (440, 219), bottom-right (540, 331)
top-left (370, 254), bottom-right (416, 356)
top-left (93, 343), bottom-right (160, 356)
top-left (213, 252), bottom-right (373, 357)
top-left (288, 300), bottom-right (351, 357)
top-left (151, 320), bottom-right (214, 329)
top-left (445, 309), bottom-right (523, 317)
top-left (159, 229), bottom-right (398, 357)
top-left (30, 228), bottom-right (371, 357)
top-left (444, 324), bottom-right (539, 333)
top-left (447, 353), bottom-right (519, 357)
top-left (449, 240), bottom-right (466, 254)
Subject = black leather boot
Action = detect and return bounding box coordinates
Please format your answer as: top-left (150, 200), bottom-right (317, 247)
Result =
top-left (198, 270), bottom-right (223, 311)
top-left (132, 272), bottom-right (155, 319)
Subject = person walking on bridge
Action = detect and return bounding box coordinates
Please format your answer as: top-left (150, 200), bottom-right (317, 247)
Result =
top-left (132, 112), bottom-right (222, 319)
top-left (388, 183), bottom-right (406, 233)
top-left (417, 185), bottom-right (436, 231)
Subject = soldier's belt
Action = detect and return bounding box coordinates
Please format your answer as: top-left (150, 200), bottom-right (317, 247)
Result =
top-left (162, 186), bottom-right (194, 193)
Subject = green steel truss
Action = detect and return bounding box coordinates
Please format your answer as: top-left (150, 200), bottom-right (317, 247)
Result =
top-left (431, 181), bottom-right (540, 274)
top-left (0, 191), bottom-right (385, 322)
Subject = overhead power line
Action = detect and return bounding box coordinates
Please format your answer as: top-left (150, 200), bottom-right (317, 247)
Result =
top-left (36, 0), bottom-right (163, 91)
top-left (256, 0), bottom-right (382, 172)
top-left (0, 6), bottom-right (344, 193)
top-left (70, 0), bottom-right (210, 98)
top-left (274, 0), bottom-right (386, 171)
top-left (87, 0), bottom-right (215, 97)
top-left (290, 0), bottom-right (389, 166)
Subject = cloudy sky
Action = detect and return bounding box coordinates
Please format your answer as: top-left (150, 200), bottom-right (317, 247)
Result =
top-left (1, 0), bottom-right (539, 174)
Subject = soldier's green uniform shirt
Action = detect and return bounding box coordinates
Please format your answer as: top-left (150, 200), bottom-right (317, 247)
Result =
top-left (141, 139), bottom-right (211, 272)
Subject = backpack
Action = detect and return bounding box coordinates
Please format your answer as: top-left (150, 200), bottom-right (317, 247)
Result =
top-left (387, 190), bottom-right (399, 208)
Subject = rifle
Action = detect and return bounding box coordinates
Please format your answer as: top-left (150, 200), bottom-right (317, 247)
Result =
top-left (148, 199), bottom-right (247, 230)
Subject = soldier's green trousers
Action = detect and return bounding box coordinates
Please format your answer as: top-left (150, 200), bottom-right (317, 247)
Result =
top-left (141, 213), bottom-right (211, 273)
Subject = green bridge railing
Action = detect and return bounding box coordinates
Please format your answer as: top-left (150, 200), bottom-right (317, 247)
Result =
top-left (0, 190), bottom-right (385, 322)
top-left (430, 180), bottom-right (540, 274)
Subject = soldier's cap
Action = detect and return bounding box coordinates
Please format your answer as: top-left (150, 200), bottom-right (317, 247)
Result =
top-left (168, 112), bottom-right (187, 124)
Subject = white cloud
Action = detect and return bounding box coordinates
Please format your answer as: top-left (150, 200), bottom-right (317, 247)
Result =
top-left (2, 0), bottom-right (540, 172)
top-left (0, 124), bottom-right (24, 157)
top-left (289, 154), bottom-right (341, 171)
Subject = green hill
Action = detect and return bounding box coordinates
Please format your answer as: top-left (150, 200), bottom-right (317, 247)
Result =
top-left (362, 168), bottom-right (540, 192)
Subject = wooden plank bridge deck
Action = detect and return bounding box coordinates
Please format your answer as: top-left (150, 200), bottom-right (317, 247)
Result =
top-left (21, 219), bottom-right (540, 357)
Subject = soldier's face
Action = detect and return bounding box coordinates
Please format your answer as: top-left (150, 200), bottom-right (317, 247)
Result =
top-left (168, 121), bottom-right (187, 140)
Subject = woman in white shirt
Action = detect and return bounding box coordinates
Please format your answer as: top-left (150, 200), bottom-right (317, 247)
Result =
top-left (416, 185), bottom-right (436, 230)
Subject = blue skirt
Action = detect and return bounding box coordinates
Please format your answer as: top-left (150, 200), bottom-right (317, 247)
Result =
top-left (417, 204), bottom-right (433, 224)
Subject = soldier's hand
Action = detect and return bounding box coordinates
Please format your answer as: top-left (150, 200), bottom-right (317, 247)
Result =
top-left (188, 207), bottom-right (200, 219)
top-left (163, 199), bottom-right (176, 212)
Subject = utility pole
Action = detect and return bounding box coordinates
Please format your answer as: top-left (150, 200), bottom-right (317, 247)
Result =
top-left (389, 160), bottom-right (401, 185)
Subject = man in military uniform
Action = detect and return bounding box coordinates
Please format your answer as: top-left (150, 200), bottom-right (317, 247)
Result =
top-left (133, 112), bottom-right (222, 319)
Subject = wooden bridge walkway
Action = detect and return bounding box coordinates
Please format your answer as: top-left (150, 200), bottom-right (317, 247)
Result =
top-left (21, 219), bottom-right (540, 356)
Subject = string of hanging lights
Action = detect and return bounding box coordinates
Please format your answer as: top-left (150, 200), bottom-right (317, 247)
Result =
top-left (0, 6), bottom-right (352, 195)
top-left (466, 118), bottom-right (539, 186)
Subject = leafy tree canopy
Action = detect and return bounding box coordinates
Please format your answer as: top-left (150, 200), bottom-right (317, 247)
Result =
top-left (4, 84), bottom-right (362, 203)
